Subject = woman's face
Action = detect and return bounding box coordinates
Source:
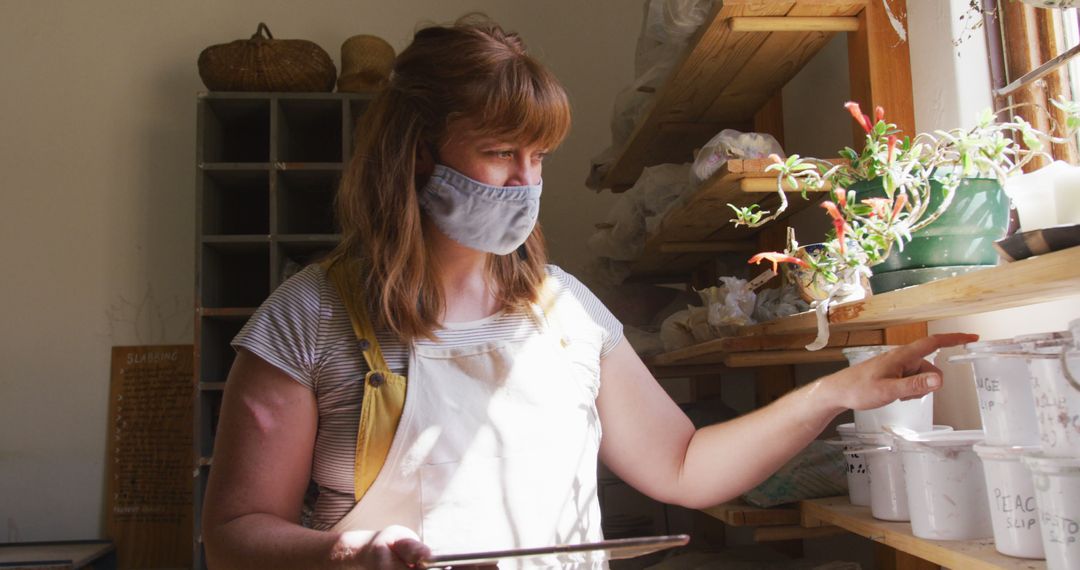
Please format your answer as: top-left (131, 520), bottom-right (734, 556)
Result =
top-left (437, 122), bottom-right (548, 187)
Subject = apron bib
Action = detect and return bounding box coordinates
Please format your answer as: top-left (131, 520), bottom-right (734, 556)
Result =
top-left (325, 260), bottom-right (604, 568)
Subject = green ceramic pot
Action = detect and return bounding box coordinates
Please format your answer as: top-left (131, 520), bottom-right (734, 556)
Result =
top-left (852, 177), bottom-right (1009, 292)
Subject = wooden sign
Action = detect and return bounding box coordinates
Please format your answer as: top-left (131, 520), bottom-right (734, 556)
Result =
top-left (106, 345), bottom-right (194, 569)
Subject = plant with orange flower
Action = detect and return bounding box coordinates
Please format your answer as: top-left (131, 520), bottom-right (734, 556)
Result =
top-left (735, 99), bottom-right (1079, 288)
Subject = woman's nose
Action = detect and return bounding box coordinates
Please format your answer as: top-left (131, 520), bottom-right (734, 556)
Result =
top-left (506, 155), bottom-right (540, 187)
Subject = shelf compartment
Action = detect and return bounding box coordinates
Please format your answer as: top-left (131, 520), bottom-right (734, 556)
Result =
top-left (198, 241), bottom-right (270, 309)
top-left (801, 496), bottom-right (1045, 570)
top-left (196, 314), bottom-right (248, 384)
top-left (276, 235), bottom-right (340, 285)
top-left (628, 158), bottom-right (828, 278)
top-left (196, 391), bottom-right (223, 459)
top-left (598, 1), bottom-right (867, 191)
top-left (199, 96), bottom-right (271, 163)
top-left (276, 98), bottom-right (343, 163)
top-left (700, 499), bottom-right (800, 527)
top-left (276, 168), bottom-right (341, 235)
top-left (652, 246), bottom-right (1080, 366)
top-left (200, 169), bottom-right (270, 236)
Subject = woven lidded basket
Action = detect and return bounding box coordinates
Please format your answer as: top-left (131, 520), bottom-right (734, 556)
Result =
top-left (198, 23), bottom-right (336, 92)
top-left (337, 34), bottom-right (396, 93)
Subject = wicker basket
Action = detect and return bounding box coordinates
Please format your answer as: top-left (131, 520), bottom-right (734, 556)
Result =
top-left (337, 34), bottom-right (395, 93)
top-left (198, 23), bottom-right (336, 92)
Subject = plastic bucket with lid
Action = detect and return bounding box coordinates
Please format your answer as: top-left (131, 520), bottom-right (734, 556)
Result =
top-left (1021, 452), bottom-right (1080, 570)
top-left (897, 429), bottom-right (993, 540)
top-left (973, 443), bottom-right (1045, 559)
top-left (847, 426), bottom-right (953, 522)
top-left (949, 338), bottom-right (1042, 445)
top-left (1026, 333), bottom-right (1080, 455)
top-left (828, 423), bottom-right (869, 506)
top-left (843, 345), bottom-right (935, 433)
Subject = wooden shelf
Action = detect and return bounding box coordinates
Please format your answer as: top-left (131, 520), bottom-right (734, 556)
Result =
top-left (627, 158), bottom-right (827, 278)
top-left (801, 497), bottom-right (1046, 570)
top-left (652, 246), bottom-right (1080, 366)
top-left (598, 0), bottom-right (867, 191)
top-left (700, 499), bottom-right (800, 527)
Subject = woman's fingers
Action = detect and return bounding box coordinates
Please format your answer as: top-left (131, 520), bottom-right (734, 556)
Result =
top-left (390, 538), bottom-right (432, 567)
top-left (888, 333), bottom-right (979, 364)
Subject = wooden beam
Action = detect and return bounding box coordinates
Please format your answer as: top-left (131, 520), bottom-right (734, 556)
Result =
top-left (753, 524), bottom-right (848, 542)
top-left (727, 348), bottom-right (848, 367)
top-left (730, 16), bottom-right (859, 33)
top-left (739, 177), bottom-right (831, 193)
top-left (848, 0), bottom-right (914, 142)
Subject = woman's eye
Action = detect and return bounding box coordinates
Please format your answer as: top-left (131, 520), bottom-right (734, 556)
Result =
top-left (488, 149), bottom-right (514, 159)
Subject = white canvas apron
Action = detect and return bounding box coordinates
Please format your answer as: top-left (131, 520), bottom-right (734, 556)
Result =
top-left (326, 262), bottom-right (604, 568)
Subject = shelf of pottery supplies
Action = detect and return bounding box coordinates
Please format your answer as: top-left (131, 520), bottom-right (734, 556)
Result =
top-left (597, 0), bottom-right (868, 192)
top-left (624, 158), bottom-right (831, 280)
top-left (801, 497), bottom-right (1046, 570)
top-left (649, 245), bottom-right (1080, 367)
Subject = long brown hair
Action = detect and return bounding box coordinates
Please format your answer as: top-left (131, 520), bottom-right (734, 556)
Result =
top-left (332, 14), bottom-right (572, 341)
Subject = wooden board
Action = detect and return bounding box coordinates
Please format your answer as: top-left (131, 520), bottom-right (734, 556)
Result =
top-left (740, 245), bottom-right (1080, 337)
top-left (0, 540), bottom-right (115, 568)
top-left (801, 497), bottom-right (1046, 570)
top-left (106, 345), bottom-right (194, 569)
top-left (599, 1), bottom-right (868, 190)
top-left (653, 329), bottom-right (883, 366)
top-left (700, 500), bottom-right (801, 527)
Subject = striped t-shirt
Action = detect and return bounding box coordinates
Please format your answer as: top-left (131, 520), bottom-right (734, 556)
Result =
top-left (231, 264), bottom-right (624, 530)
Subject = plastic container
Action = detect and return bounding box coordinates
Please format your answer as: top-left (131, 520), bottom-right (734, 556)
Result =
top-left (847, 426), bottom-right (953, 522)
top-left (1021, 452), bottom-right (1080, 570)
top-left (973, 443), bottom-right (1045, 559)
top-left (833, 423), bottom-right (870, 506)
top-left (1026, 335), bottom-right (1080, 455)
top-left (897, 430), bottom-right (993, 540)
top-left (843, 345), bottom-right (935, 433)
top-left (949, 339), bottom-right (1041, 445)
top-left (1004, 160), bottom-right (1080, 231)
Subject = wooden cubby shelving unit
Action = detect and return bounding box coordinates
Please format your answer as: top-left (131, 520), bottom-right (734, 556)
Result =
top-left (193, 91), bottom-right (374, 570)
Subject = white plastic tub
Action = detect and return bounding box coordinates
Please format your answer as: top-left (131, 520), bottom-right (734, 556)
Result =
top-left (848, 426), bottom-right (953, 522)
top-left (843, 345), bottom-right (934, 433)
top-left (1021, 452), bottom-right (1080, 570)
top-left (973, 443), bottom-right (1045, 559)
top-left (1026, 340), bottom-right (1080, 455)
top-left (949, 340), bottom-right (1041, 445)
top-left (834, 423), bottom-right (869, 507)
top-left (897, 430), bottom-right (993, 541)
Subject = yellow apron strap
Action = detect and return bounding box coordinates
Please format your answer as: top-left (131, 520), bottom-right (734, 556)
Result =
top-left (321, 257), bottom-right (408, 502)
top-left (535, 275), bottom-right (566, 346)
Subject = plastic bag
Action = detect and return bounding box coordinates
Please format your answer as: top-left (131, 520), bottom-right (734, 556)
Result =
top-left (587, 163), bottom-right (693, 260)
top-left (691, 129), bottom-right (785, 182)
top-left (659, 305), bottom-right (713, 350)
top-left (752, 284), bottom-right (810, 323)
top-left (695, 277), bottom-right (756, 338)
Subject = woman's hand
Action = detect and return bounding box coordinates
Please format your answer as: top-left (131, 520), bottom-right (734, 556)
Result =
top-left (824, 333), bottom-right (979, 412)
top-left (333, 525), bottom-right (431, 569)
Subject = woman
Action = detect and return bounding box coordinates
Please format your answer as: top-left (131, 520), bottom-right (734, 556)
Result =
top-left (201, 15), bottom-right (975, 569)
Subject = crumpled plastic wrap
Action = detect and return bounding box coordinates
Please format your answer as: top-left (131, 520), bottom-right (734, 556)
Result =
top-left (698, 277), bottom-right (756, 336)
top-left (740, 440), bottom-right (849, 508)
top-left (660, 306), bottom-right (713, 351)
top-left (587, 163), bottom-right (693, 261)
top-left (691, 129), bottom-right (786, 183)
top-left (587, 0), bottom-right (716, 189)
top-left (752, 284), bottom-right (810, 323)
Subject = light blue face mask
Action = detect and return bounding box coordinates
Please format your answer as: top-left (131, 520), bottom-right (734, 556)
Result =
top-left (418, 164), bottom-right (542, 255)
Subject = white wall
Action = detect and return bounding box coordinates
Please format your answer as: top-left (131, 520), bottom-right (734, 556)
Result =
top-left (0, 0), bottom-right (636, 541)
top-left (907, 0), bottom-right (1080, 429)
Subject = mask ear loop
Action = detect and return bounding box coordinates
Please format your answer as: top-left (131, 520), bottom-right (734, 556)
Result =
top-left (1060, 344), bottom-right (1080, 392)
